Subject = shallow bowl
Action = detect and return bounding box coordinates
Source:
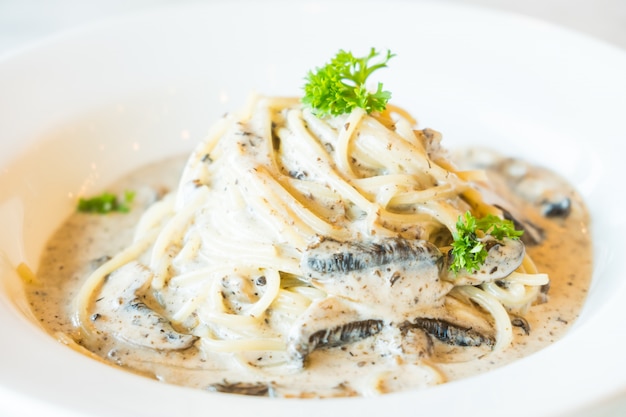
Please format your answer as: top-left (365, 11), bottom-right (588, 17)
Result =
top-left (1, 1), bottom-right (625, 416)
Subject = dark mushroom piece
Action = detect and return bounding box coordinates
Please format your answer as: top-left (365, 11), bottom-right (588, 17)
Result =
top-left (207, 381), bottom-right (275, 397)
top-left (541, 196), bottom-right (571, 218)
top-left (287, 297), bottom-right (385, 362)
top-left (300, 237), bottom-right (451, 317)
top-left (93, 261), bottom-right (197, 351)
top-left (302, 237), bottom-right (444, 276)
top-left (510, 315), bottom-right (531, 335)
top-left (400, 317), bottom-right (493, 347)
top-left (291, 318), bottom-right (384, 361)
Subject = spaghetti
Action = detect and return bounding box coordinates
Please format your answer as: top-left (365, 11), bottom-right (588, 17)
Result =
top-left (67, 94), bottom-right (562, 396)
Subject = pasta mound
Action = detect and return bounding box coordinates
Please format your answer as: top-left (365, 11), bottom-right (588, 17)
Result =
top-left (73, 95), bottom-right (549, 396)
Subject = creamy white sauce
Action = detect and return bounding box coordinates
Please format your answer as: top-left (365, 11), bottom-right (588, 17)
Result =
top-left (28, 150), bottom-right (592, 398)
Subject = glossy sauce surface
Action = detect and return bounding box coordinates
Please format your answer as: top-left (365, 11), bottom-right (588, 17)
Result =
top-left (28, 151), bottom-right (592, 397)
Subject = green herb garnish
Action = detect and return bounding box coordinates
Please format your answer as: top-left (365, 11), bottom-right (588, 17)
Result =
top-left (449, 212), bottom-right (523, 273)
top-left (302, 48), bottom-right (395, 116)
top-left (476, 213), bottom-right (524, 241)
top-left (77, 190), bottom-right (135, 214)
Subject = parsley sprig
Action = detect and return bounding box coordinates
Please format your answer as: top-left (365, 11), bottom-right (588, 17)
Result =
top-left (449, 212), bottom-right (523, 273)
top-left (302, 48), bottom-right (395, 116)
top-left (77, 190), bottom-right (135, 214)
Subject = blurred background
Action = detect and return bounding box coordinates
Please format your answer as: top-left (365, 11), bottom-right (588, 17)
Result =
top-left (0, 0), bottom-right (625, 56)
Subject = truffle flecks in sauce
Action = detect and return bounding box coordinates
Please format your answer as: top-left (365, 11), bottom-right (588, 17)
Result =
top-left (28, 145), bottom-right (592, 397)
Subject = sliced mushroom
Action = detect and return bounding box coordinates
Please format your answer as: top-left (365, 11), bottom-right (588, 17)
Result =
top-left (300, 237), bottom-right (452, 318)
top-left (446, 236), bottom-right (525, 286)
top-left (287, 297), bottom-right (384, 362)
top-left (314, 319), bottom-right (381, 350)
top-left (510, 315), bottom-right (531, 335)
top-left (400, 317), bottom-right (493, 347)
top-left (93, 261), bottom-right (197, 351)
top-left (541, 196), bottom-right (571, 218)
top-left (207, 381), bottom-right (275, 397)
top-left (302, 237), bottom-right (443, 275)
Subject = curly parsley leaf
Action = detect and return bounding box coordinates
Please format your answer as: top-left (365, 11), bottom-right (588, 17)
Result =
top-left (302, 48), bottom-right (395, 116)
top-left (476, 214), bottom-right (524, 240)
top-left (77, 190), bottom-right (135, 214)
top-left (449, 211), bottom-right (524, 273)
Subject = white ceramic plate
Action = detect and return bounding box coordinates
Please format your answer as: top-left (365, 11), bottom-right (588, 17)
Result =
top-left (1, 1), bottom-right (625, 416)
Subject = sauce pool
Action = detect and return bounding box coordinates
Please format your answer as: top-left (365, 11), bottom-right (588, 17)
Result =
top-left (27, 151), bottom-right (593, 397)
